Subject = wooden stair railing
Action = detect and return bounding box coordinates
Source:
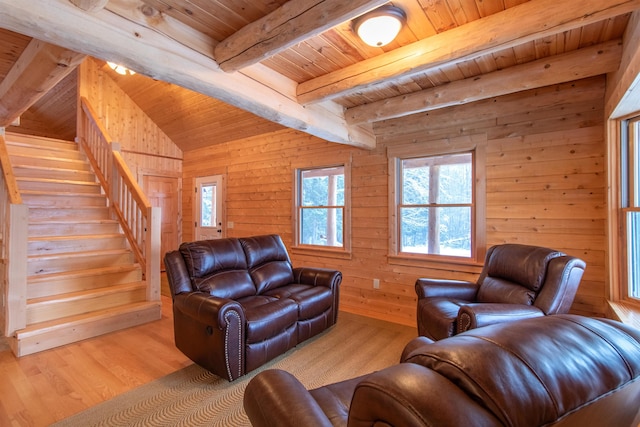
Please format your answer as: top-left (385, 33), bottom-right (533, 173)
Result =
top-left (0, 131), bottom-right (28, 339)
top-left (77, 98), bottom-right (160, 302)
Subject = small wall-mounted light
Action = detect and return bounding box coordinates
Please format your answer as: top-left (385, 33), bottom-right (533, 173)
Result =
top-left (352, 5), bottom-right (406, 48)
top-left (107, 61), bottom-right (136, 76)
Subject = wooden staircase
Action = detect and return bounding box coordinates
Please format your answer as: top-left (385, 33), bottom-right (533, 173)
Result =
top-left (5, 133), bottom-right (161, 356)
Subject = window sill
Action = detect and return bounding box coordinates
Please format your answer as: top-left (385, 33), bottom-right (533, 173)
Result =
top-left (291, 246), bottom-right (352, 260)
top-left (388, 254), bottom-right (483, 274)
top-left (607, 300), bottom-right (640, 330)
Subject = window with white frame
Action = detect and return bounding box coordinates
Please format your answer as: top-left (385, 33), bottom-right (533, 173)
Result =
top-left (388, 136), bottom-right (486, 263)
top-left (622, 117), bottom-right (640, 301)
top-left (295, 165), bottom-right (348, 250)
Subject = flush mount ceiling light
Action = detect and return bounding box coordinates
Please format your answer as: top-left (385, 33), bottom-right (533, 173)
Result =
top-left (107, 61), bottom-right (136, 76)
top-left (353, 5), bottom-right (406, 48)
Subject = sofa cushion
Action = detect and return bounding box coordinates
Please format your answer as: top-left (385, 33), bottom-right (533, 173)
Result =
top-left (180, 238), bottom-right (247, 277)
top-left (309, 375), bottom-right (364, 422)
top-left (241, 235), bottom-right (294, 293)
top-left (476, 277), bottom-right (535, 305)
top-left (264, 284), bottom-right (334, 320)
top-left (239, 295), bottom-right (299, 344)
top-left (192, 270), bottom-right (256, 300)
top-left (180, 238), bottom-right (256, 299)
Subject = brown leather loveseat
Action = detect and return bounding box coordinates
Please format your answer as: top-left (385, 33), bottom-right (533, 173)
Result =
top-left (244, 314), bottom-right (640, 427)
top-left (164, 234), bottom-right (341, 381)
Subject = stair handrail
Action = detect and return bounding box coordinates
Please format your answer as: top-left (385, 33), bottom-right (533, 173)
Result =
top-left (0, 132), bottom-right (28, 337)
top-left (77, 98), bottom-right (160, 300)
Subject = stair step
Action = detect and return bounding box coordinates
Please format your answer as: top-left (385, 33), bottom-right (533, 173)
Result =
top-left (17, 177), bottom-right (101, 193)
top-left (7, 142), bottom-right (84, 161)
top-left (11, 301), bottom-right (162, 357)
top-left (5, 133), bottom-right (78, 151)
top-left (29, 206), bottom-right (111, 221)
top-left (11, 164), bottom-right (95, 182)
top-left (27, 282), bottom-right (148, 324)
top-left (29, 219), bottom-right (120, 237)
top-left (22, 191), bottom-right (107, 208)
top-left (28, 234), bottom-right (127, 256)
top-left (28, 249), bottom-right (135, 276)
top-left (27, 265), bottom-right (143, 299)
top-left (9, 153), bottom-right (90, 171)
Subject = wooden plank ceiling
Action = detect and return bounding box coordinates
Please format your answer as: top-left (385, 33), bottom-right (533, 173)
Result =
top-left (0, 0), bottom-right (636, 151)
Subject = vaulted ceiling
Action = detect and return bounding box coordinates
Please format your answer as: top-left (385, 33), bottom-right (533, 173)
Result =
top-left (0, 0), bottom-right (638, 151)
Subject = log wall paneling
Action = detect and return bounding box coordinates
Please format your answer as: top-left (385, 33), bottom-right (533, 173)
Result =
top-left (78, 58), bottom-right (183, 178)
top-left (182, 76), bottom-right (608, 326)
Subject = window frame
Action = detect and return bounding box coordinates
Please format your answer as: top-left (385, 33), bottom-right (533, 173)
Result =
top-left (388, 135), bottom-right (486, 266)
top-left (620, 116), bottom-right (640, 303)
top-left (292, 157), bottom-right (352, 258)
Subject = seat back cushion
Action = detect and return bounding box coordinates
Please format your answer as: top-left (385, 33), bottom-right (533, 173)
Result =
top-left (402, 315), bottom-right (640, 427)
top-left (477, 244), bottom-right (563, 304)
top-left (476, 277), bottom-right (536, 305)
top-left (240, 235), bottom-right (294, 294)
top-left (164, 250), bottom-right (194, 295)
top-left (179, 238), bottom-right (256, 299)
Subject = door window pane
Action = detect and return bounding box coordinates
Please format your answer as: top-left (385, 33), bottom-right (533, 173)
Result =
top-left (201, 184), bottom-right (215, 227)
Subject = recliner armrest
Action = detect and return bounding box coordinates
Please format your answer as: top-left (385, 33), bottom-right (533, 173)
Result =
top-left (457, 303), bottom-right (544, 333)
top-left (293, 267), bottom-right (342, 289)
top-left (415, 278), bottom-right (478, 300)
top-left (244, 369), bottom-right (333, 427)
top-left (173, 292), bottom-right (246, 328)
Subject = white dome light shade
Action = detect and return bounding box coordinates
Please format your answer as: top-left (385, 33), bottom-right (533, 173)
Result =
top-left (353, 5), bottom-right (406, 47)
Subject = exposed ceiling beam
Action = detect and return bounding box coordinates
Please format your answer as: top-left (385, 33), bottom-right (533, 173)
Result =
top-left (68, 0), bottom-right (108, 12)
top-left (346, 40), bottom-right (623, 125)
top-left (0, 38), bottom-right (86, 127)
top-left (0, 0), bottom-right (376, 148)
top-left (606, 10), bottom-right (640, 118)
top-left (297, 0), bottom-right (640, 105)
top-left (214, 0), bottom-right (387, 72)
top-left (375, 77), bottom-right (606, 136)
top-left (106, 0), bottom-right (216, 59)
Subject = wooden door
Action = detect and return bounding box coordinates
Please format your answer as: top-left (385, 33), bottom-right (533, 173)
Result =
top-left (143, 175), bottom-right (180, 270)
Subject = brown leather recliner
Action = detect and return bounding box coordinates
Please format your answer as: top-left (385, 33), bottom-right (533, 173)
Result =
top-left (164, 234), bottom-right (341, 381)
top-left (415, 244), bottom-right (586, 340)
top-left (244, 314), bottom-right (640, 427)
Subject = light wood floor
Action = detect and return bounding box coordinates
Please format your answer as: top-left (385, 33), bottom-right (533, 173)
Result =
top-left (0, 295), bottom-right (191, 426)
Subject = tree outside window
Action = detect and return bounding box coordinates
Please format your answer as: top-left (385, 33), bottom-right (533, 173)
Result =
top-left (399, 153), bottom-right (473, 257)
top-left (298, 166), bottom-right (345, 247)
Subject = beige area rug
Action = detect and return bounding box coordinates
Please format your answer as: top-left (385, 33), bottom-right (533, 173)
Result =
top-left (53, 312), bottom-right (416, 427)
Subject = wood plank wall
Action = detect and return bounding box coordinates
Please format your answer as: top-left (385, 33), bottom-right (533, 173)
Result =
top-left (182, 76), bottom-right (607, 327)
top-left (78, 59), bottom-right (183, 178)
